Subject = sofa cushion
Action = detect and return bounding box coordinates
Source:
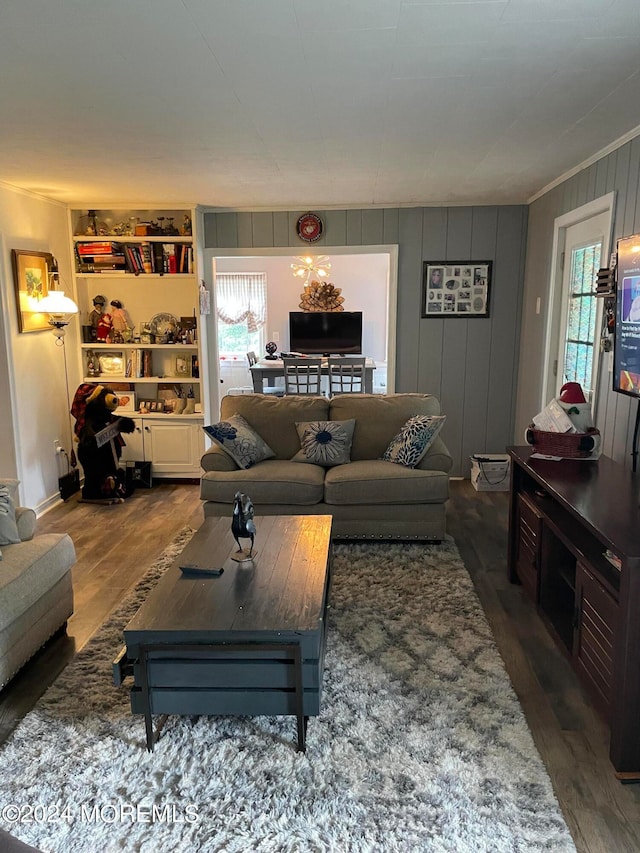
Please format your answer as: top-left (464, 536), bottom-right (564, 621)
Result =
top-left (203, 414), bottom-right (275, 469)
top-left (382, 415), bottom-right (447, 468)
top-left (329, 394), bottom-right (441, 461)
top-left (220, 394), bottom-right (330, 460)
top-left (200, 460), bottom-right (325, 506)
top-left (0, 534), bottom-right (76, 630)
top-left (324, 460), bottom-right (449, 505)
top-left (292, 420), bottom-right (356, 467)
top-left (0, 486), bottom-right (20, 546)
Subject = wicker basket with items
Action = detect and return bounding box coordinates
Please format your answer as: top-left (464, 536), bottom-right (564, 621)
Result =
top-left (525, 426), bottom-right (600, 458)
top-left (526, 382), bottom-right (600, 459)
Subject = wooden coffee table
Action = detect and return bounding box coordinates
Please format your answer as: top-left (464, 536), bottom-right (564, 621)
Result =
top-left (114, 515), bottom-right (333, 752)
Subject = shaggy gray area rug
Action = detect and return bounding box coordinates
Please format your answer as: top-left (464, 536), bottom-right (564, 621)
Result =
top-left (0, 531), bottom-right (575, 853)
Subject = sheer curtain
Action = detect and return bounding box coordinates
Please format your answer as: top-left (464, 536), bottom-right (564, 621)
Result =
top-left (216, 272), bottom-right (267, 332)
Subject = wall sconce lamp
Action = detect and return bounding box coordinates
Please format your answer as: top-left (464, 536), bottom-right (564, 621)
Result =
top-left (38, 258), bottom-right (79, 343)
top-left (291, 255), bottom-right (331, 286)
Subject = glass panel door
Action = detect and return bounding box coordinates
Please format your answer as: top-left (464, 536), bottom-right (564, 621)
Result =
top-left (561, 241), bottom-right (601, 397)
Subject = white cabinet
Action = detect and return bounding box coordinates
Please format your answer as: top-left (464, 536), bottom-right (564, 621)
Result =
top-left (120, 416), bottom-right (204, 478)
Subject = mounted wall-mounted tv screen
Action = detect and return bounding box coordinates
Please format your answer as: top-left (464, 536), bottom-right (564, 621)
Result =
top-left (289, 311), bottom-right (363, 355)
top-left (613, 233), bottom-right (640, 398)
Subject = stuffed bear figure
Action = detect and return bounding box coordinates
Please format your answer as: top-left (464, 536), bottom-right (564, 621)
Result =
top-left (71, 383), bottom-right (136, 503)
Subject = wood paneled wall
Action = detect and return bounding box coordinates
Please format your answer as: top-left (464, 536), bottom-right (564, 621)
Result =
top-left (518, 137), bottom-right (640, 467)
top-left (203, 205), bottom-right (528, 477)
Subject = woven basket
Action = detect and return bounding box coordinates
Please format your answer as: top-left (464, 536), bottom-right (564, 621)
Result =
top-left (526, 426), bottom-right (600, 458)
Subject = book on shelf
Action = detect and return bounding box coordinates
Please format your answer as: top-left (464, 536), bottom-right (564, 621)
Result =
top-left (124, 245), bottom-right (144, 274)
top-left (77, 241), bottom-right (121, 255)
top-left (87, 254), bottom-right (126, 264)
top-left (164, 243), bottom-right (177, 274)
top-left (143, 349), bottom-right (152, 378)
top-left (177, 244), bottom-right (193, 273)
top-left (152, 242), bottom-right (164, 273)
top-left (140, 242), bottom-right (153, 275)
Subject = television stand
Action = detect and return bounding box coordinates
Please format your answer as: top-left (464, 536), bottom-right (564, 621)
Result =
top-left (507, 446), bottom-right (640, 780)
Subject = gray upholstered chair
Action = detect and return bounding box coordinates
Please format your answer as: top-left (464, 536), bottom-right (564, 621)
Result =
top-left (282, 356), bottom-right (323, 395)
top-left (327, 356), bottom-right (366, 396)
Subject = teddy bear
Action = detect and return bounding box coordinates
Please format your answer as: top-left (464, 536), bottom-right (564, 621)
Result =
top-left (70, 383), bottom-right (136, 503)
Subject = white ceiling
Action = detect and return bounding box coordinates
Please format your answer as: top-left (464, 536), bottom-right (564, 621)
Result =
top-left (1, 0), bottom-right (639, 209)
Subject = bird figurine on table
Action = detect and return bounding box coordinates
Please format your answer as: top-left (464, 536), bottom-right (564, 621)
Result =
top-left (231, 492), bottom-right (256, 559)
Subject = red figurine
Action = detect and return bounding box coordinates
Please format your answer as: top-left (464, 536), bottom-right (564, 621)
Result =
top-left (96, 311), bottom-right (113, 343)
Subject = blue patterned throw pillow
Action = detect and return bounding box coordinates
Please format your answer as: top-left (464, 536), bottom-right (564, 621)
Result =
top-left (382, 415), bottom-right (446, 468)
top-left (292, 420), bottom-right (356, 467)
top-left (203, 414), bottom-right (275, 469)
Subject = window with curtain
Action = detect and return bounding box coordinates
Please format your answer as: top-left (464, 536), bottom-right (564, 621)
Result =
top-left (216, 272), bottom-right (267, 358)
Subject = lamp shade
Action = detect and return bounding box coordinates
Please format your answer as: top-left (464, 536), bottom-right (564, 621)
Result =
top-left (38, 291), bottom-right (79, 316)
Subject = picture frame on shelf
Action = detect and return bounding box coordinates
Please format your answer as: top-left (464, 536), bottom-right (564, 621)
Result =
top-left (98, 352), bottom-right (125, 375)
top-left (421, 261), bottom-right (492, 318)
top-left (139, 399), bottom-right (164, 413)
top-left (174, 354), bottom-right (191, 377)
top-left (11, 249), bottom-right (54, 333)
top-left (115, 391), bottom-right (136, 413)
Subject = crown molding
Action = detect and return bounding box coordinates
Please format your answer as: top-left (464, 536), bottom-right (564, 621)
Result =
top-left (528, 123), bottom-right (640, 205)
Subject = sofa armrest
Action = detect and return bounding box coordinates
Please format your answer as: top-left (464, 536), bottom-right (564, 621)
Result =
top-left (15, 507), bottom-right (37, 541)
top-left (201, 445), bottom-right (239, 473)
top-left (417, 436), bottom-right (453, 473)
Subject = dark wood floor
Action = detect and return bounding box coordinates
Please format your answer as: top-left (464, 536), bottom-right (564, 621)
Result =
top-left (2, 480), bottom-right (639, 852)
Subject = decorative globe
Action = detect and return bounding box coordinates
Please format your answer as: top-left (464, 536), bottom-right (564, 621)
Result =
top-left (265, 341), bottom-right (278, 357)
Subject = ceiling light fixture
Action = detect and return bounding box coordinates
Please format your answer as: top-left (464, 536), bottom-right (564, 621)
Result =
top-left (290, 255), bottom-right (331, 286)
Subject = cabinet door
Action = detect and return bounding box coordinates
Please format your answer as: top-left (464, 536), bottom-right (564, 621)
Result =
top-left (144, 421), bottom-right (203, 475)
top-left (515, 493), bottom-right (543, 602)
top-left (120, 418), bottom-right (145, 462)
top-left (574, 562), bottom-right (618, 722)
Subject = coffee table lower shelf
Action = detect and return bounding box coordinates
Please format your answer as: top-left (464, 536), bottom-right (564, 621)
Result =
top-left (124, 637), bottom-right (322, 753)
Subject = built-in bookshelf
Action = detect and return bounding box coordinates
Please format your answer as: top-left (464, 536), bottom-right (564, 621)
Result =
top-left (68, 207), bottom-right (205, 477)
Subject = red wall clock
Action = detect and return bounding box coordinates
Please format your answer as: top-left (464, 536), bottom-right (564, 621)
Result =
top-left (296, 212), bottom-right (323, 243)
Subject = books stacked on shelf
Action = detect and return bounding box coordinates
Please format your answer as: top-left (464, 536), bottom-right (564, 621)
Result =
top-left (76, 240), bottom-right (193, 275)
top-left (76, 242), bottom-right (126, 273)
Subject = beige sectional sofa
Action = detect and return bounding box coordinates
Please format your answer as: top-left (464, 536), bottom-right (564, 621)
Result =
top-left (0, 483), bottom-right (75, 689)
top-left (200, 393), bottom-right (453, 540)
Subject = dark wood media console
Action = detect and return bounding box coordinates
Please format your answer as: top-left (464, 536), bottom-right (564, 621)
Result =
top-left (507, 446), bottom-right (640, 779)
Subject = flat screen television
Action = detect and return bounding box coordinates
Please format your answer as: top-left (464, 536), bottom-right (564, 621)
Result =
top-left (288, 311), bottom-right (363, 355)
top-left (613, 233), bottom-right (640, 398)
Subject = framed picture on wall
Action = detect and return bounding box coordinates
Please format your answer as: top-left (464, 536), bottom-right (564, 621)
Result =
top-left (11, 249), bottom-right (54, 332)
top-left (422, 260), bottom-right (492, 318)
